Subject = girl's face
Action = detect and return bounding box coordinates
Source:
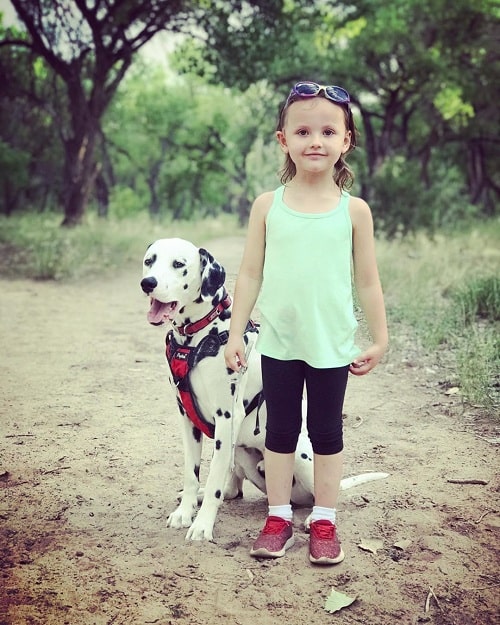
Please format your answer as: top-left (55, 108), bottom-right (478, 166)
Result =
top-left (276, 98), bottom-right (351, 178)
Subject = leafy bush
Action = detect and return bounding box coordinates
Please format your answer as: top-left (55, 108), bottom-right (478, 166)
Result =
top-left (370, 157), bottom-right (478, 237)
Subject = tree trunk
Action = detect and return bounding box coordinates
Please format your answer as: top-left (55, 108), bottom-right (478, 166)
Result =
top-left (61, 126), bottom-right (99, 226)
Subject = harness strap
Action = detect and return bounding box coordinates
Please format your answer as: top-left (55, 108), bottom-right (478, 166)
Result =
top-left (177, 291), bottom-right (232, 336)
top-left (165, 320), bottom-right (261, 440)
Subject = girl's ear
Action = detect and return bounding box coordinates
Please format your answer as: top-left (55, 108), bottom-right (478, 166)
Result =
top-left (276, 130), bottom-right (289, 153)
top-left (341, 130), bottom-right (352, 154)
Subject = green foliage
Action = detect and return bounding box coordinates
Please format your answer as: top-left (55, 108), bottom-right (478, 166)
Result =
top-left (0, 212), bottom-right (245, 280)
top-left (456, 326), bottom-right (499, 408)
top-left (1, 0), bottom-right (498, 231)
top-left (370, 156), bottom-right (479, 236)
top-left (452, 276), bottom-right (500, 324)
top-left (105, 69), bottom-right (276, 222)
top-left (378, 220), bottom-right (500, 408)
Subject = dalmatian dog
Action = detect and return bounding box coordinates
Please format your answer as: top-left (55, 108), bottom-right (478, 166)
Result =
top-left (141, 238), bottom-right (388, 541)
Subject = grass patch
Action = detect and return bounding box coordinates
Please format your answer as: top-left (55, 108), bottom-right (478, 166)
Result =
top-left (0, 212), bottom-right (245, 280)
top-left (377, 220), bottom-right (500, 409)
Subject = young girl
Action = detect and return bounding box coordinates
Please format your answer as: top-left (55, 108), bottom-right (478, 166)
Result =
top-left (224, 81), bottom-right (388, 564)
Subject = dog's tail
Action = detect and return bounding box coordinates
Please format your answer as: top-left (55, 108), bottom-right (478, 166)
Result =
top-left (340, 472), bottom-right (389, 490)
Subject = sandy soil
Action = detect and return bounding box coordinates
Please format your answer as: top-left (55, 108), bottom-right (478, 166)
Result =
top-left (0, 236), bottom-right (498, 625)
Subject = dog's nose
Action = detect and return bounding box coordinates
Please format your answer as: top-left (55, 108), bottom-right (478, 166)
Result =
top-left (141, 277), bottom-right (158, 294)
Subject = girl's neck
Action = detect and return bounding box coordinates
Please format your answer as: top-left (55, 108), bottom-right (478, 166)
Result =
top-left (286, 173), bottom-right (341, 197)
top-left (283, 176), bottom-right (343, 214)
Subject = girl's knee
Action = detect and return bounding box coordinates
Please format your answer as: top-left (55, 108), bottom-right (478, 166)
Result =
top-left (309, 432), bottom-right (344, 455)
top-left (265, 429), bottom-right (300, 454)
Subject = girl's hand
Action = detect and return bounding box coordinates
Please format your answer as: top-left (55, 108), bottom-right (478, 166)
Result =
top-left (224, 336), bottom-right (247, 373)
top-left (349, 343), bottom-right (386, 376)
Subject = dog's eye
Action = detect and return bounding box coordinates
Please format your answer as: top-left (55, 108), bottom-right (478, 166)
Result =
top-left (173, 260), bottom-right (185, 269)
top-left (144, 253), bottom-right (156, 267)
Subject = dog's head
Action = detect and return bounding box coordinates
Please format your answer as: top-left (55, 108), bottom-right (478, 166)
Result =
top-left (140, 238), bottom-right (225, 325)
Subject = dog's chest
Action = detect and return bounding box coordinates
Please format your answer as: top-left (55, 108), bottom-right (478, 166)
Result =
top-left (165, 323), bottom-right (230, 438)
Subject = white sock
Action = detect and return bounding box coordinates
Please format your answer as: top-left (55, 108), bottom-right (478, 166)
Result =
top-left (311, 506), bottom-right (336, 524)
top-left (268, 504), bottom-right (293, 522)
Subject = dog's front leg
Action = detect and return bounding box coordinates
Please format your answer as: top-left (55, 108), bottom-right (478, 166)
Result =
top-left (167, 415), bottom-right (203, 529)
top-left (185, 414), bottom-right (236, 541)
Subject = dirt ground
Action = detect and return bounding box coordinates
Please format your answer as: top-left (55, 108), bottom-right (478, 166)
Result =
top-left (0, 235), bottom-right (498, 625)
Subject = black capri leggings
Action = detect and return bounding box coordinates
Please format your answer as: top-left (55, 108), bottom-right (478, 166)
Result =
top-left (261, 355), bottom-right (349, 456)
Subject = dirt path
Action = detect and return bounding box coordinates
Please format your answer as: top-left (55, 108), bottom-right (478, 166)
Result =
top-left (1, 236), bottom-right (498, 625)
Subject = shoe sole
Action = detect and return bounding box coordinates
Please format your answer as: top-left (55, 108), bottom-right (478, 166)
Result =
top-left (250, 535), bottom-right (295, 558)
top-left (309, 547), bottom-right (345, 565)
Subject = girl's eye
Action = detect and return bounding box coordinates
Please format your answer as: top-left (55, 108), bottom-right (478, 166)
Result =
top-left (297, 129), bottom-right (308, 136)
top-left (324, 129), bottom-right (335, 136)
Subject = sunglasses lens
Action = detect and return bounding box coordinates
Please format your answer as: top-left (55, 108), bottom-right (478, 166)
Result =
top-left (294, 82), bottom-right (320, 96)
top-left (325, 86), bottom-right (350, 103)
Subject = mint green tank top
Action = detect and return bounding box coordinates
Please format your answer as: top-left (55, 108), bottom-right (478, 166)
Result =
top-left (256, 186), bottom-right (360, 368)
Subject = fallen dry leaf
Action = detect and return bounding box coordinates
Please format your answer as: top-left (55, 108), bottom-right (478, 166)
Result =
top-left (324, 588), bottom-right (357, 613)
top-left (358, 538), bottom-right (384, 554)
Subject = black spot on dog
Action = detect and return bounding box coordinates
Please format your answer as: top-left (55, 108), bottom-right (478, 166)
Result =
top-left (194, 465), bottom-right (200, 479)
top-left (143, 253), bottom-right (157, 267)
top-left (179, 306), bottom-right (185, 314)
top-left (183, 284), bottom-right (188, 290)
top-left (215, 439), bottom-right (222, 450)
top-left (216, 408), bottom-right (223, 417)
top-left (192, 427), bottom-right (202, 443)
top-left (199, 248), bottom-right (225, 299)
top-left (183, 269), bottom-right (188, 277)
top-left (301, 453), bottom-right (312, 461)
top-left (230, 383), bottom-right (236, 396)
top-left (215, 490), bottom-right (221, 499)
top-left (224, 411), bottom-right (231, 419)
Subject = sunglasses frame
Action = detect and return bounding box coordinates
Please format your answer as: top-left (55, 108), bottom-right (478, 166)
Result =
top-left (288, 81), bottom-right (351, 105)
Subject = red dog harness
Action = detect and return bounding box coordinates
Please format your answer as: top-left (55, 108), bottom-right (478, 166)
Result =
top-left (166, 331), bottom-right (222, 438)
top-left (165, 299), bottom-right (260, 438)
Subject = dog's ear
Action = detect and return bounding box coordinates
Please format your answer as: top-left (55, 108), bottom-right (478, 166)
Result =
top-left (199, 248), bottom-right (225, 299)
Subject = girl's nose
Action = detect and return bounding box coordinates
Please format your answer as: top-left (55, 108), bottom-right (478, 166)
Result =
top-left (310, 133), bottom-right (322, 147)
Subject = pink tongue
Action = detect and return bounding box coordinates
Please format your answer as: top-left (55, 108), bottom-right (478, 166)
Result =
top-left (147, 299), bottom-right (176, 324)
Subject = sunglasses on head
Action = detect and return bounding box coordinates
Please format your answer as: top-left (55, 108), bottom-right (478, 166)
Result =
top-left (287, 81), bottom-right (351, 105)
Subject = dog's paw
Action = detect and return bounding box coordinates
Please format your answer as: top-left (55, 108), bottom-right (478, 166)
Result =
top-left (167, 504), bottom-right (196, 529)
top-left (185, 519), bottom-right (214, 542)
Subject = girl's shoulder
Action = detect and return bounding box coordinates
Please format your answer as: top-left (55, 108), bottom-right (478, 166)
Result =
top-left (347, 193), bottom-right (373, 228)
top-left (251, 190), bottom-right (276, 219)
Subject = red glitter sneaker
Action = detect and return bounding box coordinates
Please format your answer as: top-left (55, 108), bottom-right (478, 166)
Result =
top-left (250, 516), bottom-right (294, 558)
top-left (309, 519), bottom-right (345, 564)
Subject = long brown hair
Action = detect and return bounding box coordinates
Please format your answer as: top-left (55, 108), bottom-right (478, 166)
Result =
top-left (276, 90), bottom-right (357, 191)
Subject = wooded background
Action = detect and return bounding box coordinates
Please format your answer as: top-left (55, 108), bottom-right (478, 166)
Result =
top-left (1, 0), bottom-right (498, 235)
